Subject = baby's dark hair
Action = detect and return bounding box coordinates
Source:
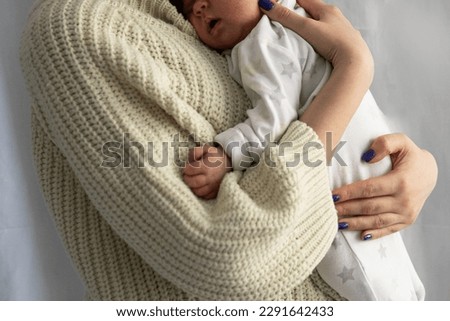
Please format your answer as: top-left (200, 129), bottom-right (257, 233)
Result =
top-left (169, 0), bottom-right (187, 19)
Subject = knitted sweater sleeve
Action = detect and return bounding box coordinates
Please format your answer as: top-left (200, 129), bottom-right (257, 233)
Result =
top-left (21, 0), bottom-right (337, 299)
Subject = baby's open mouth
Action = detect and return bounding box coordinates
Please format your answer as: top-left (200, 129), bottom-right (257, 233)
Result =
top-left (209, 19), bottom-right (219, 29)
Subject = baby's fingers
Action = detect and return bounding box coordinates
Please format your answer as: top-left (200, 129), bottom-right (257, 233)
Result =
top-left (183, 160), bottom-right (205, 176)
top-left (192, 184), bottom-right (218, 199)
top-left (183, 174), bottom-right (208, 189)
top-left (188, 145), bottom-right (209, 162)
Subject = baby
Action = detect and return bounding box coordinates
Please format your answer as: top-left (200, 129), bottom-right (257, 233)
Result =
top-left (171, 0), bottom-right (424, 300)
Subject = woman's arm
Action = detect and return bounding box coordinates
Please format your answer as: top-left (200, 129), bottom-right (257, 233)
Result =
top-left (261, 0), bottom-right (374, 158)
top-left (263, 0), bottom-right (438, 237)
top-left (332, 134), bottom-right (438, 240)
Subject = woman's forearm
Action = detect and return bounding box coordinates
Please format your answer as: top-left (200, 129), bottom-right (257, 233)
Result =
top-left (300, 59), bottom-right (374, 159)
top-left (261, 0), bottom-right (375, 160)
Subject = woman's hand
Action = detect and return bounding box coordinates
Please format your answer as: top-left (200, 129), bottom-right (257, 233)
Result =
top-left (332, 134), bottom-right (438, 240)
top-left (259, 0), bottom-right (374, 74)
top-left (259, 0), bottom-right (374, 155)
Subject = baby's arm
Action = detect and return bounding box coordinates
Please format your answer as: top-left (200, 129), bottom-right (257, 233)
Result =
top-left (183, 144), bottom-right (232, 199)
top-left (215, 29), bottom-right (304, 172)
top-left (184, 18), bottom-right (305, 198)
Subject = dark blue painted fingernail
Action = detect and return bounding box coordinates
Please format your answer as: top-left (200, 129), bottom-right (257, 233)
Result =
top-left (363, 234), bottom-right (373, 241)
top-left (338, 222), bottom-right (349, 230)
top-left (332, 194), bottom-right (340, 203)
top-left (361, 149), bottom-right (375, 162)
top-left (258, 0), bottom-right (274, 11)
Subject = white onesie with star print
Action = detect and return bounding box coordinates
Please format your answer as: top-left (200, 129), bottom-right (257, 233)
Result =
top-left (214, 0), bottom-right (425, 300)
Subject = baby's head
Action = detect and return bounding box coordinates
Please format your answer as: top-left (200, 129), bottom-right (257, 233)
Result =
top-left (170, 0), bottom-right (263, 50)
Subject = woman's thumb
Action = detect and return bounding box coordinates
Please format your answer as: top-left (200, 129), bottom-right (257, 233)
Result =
top-left (361, 133), bottom-right (410, 164)
top-left (259, 0), bottom-right (307, 33)
top-left (258, 0), bottom-right (276, 12)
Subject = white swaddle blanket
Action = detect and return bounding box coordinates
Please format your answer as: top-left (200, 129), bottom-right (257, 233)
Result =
top-left (319, 91), bottom-right (425, 300)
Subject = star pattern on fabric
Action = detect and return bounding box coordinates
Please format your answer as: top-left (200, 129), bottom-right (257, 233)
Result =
top-left (281, 62), bottom-right (296, 79)
top-left (267, 85), bottom-right (282, 98)
top-left (337, 265), bottom-right (355, 284)
top-left (266, 85), bottom-right (285, 106)
top-left (378, 243), bottom-right (387, 259)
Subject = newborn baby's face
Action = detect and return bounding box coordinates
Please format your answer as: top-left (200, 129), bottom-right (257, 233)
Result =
top-left (182, 0), bottom-right (263, 50)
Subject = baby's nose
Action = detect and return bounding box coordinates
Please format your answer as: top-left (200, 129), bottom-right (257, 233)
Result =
top-left (193, 0), bottom-right (208, 16)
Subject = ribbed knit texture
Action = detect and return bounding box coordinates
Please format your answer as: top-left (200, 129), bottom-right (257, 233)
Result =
top-left (21, 0), bottom-right (342, 300)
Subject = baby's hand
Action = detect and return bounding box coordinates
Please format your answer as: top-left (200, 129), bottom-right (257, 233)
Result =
top-left (183, 144), bottom-right (232, 200)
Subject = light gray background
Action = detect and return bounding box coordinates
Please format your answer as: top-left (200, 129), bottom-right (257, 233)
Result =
top-left (1, 0), bottom-right (448, 300)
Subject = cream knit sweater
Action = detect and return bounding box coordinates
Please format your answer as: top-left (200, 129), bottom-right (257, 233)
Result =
top-left (21, 0), bottom-right (342, 300)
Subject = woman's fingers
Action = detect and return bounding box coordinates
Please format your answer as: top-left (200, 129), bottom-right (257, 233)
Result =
top-left (260, 0), bottom-right (329, 22)
top-left (363, 133), bottom-right (412, 164)
top-left (339, 213), bottom-right (401, 232)
top-left (260, 0), bottom-right (372, 69)
top-left (332, 132), bottom-right (438, 239)
top-left (332, 173), bottom-right (397, 203)
top-left (339, 213), bottom-right (406, 241)
top-left (361, 223), bottom-right (407, 241)
top-left (297, 0), bottom-right (331, 19)
top-left (259, 0), bottom-right (313, 34)
top-left (335, 196), bottom-right (398, 217)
